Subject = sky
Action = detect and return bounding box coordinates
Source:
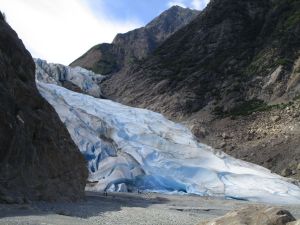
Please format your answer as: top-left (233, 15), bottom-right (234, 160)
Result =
top-left (0, 0), bottom-right (209, 65)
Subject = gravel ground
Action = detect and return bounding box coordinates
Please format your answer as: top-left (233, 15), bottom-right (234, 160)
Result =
top-left (1, 192), bottom-right (300, 225)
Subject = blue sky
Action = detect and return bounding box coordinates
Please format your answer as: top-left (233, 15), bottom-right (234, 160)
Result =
top-left (86, 0), bottom-right (209, 24)
top-left (85, 0), bottom-right (166, 25)
top-left (0, 0), bottom-right (209, 64)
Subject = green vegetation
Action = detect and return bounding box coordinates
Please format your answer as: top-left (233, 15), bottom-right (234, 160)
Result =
top-left (276, 58), bottom-right (294, 66)
top-left (213, 99), bottom-right (294, 117)
top-left (213, 99), bottom-right (269, 117)
top-left (128, 56), bottom-right (139, 65)
top-left (272, 0), bottom-right (300, 31)
top-left (284, 10), bottom-right (300, 29)
top-left (94, 60), bottom-right (117, 75)
top-left (213, 106), bottom-right (225, 116)
top-left (242, 49), bottom-right (275, 77)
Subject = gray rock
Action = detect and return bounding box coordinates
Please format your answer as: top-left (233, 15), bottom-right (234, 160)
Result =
top-left (199, 206), bottom-right (296, 225)
top-left (281, 168), bottom-right (293, 177)
top-left (222, 132), bottom-right (230, 139)
top-left (219, 142), bottom-right (227, 148)
top-left (271, 116), bottom-right (281, 122)
top-left (192, 126), bottom-right (208, 138)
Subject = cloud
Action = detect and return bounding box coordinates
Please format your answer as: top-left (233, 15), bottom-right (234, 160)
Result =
top-left (191, 0), bottom-right (201, 9)
top-left (0, 0), bottom-right (142, 64)
top-left (167, 0), bottom-right (210, 10)
top-left (191, 0), bottom-right (210, 10)
top-left (167, 1), bottom-right (187, 8)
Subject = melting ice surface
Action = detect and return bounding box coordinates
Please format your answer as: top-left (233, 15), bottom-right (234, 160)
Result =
top-left (37, 81), bottom-right (300, 204)
top-left (35, 58), bottom-right (105, 98)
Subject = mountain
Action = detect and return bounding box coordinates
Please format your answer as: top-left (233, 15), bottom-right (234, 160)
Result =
top-left (37, 64), bottom-right (300, 204)
top-left (70, 6), bottom-right (199, 75)
top-left (102, 0), bottom-right (300, 179)
top-left (0, 13), bottom-right (87, 203)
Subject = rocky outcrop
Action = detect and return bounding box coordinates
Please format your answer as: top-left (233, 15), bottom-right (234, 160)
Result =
top-left (70, 6), bottom-right (199, 74)
top-left (199, 206), bottom-right (296, 225)
top-left (0, 13), bottom-right (87, 203)
top-left (102, 0), bottom-right (300, 178)
top-left (35, 59), bottom-right (105, 98)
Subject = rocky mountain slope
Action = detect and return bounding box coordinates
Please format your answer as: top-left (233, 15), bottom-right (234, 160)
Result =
top-left (0, 12), bottom-right (87, 203)
top-left (70, 6), bottom-right (199, 75)
top-left (102, 0), bottom-right (300, 179)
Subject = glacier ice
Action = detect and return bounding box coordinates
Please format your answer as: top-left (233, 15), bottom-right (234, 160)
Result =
top-left (36, 79), bottom-right (300, 204)
top-left (35, 58), bottom-right (105, 98)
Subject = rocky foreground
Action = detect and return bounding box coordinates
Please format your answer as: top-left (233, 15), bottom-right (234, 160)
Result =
top-left (0, 192), bottom-right (300, 225)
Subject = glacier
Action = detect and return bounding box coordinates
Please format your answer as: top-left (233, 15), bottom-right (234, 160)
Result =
top-left (34, 60), bottom-right (300, 204)
top-left (36, 76), bottom-right (300, 204)
top-left (35, 58), bottom-right (105, 98)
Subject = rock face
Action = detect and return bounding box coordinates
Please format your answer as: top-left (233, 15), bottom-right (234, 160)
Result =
top-left (70, 6), bottom-right (199, 74)
top-left (102, 0), bottom-right (300, 178)
top-left (0, 13), bottom-right (87, 203)
top-left (35, 58), bottom-right (105, 98)
top-left (104, 0), bottom-right (300, 113)
top-left (199, 206), bottom-right (296, 225)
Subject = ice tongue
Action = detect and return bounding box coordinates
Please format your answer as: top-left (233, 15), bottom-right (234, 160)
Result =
top-left (36, 80), bottom-right (300, 205)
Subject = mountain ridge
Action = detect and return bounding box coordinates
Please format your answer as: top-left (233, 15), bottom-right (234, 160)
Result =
top-left (102, 0), bottom-right (300, 179)
top-left (70, 6), bottom-right (200, 75)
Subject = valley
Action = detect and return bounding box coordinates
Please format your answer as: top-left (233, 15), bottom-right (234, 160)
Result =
top-left (0, 0), bottom-right (300, 224)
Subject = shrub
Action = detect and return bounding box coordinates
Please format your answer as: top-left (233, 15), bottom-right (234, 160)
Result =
top-left (284, 11), bottom-right (300, 29)
top-left (214, 99), bottom-right (295, 118)
top-left (214, 99), bottom-right (273, 117)
top-left (276, 58), bottom-right (293, 66)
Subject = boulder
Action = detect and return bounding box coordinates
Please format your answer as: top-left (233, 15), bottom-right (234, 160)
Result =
top-left (271, 116), bottom-right (281, 123)
top-left (199, 206), bottom-right (296, 225)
